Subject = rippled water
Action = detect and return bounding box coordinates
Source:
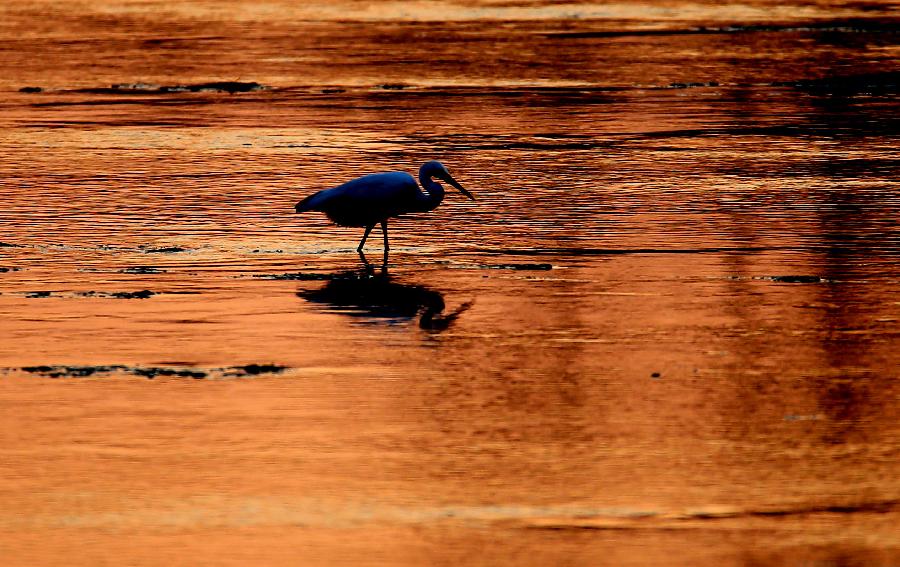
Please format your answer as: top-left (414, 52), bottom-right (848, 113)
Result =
top-left (1, 1), bottom-right (898, 565)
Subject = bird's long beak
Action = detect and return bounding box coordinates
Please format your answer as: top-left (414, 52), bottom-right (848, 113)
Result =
top-left (444, 173), bottom-right (475, 201)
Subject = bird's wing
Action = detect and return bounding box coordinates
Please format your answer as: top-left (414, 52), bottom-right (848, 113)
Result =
top-left (298, 172), bottom-right (416, 210)
top-left (333, 172), bottom-right (420, 205)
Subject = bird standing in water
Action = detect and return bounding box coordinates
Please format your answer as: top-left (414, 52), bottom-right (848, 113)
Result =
top-left (294, 161), bottom-right (474, 258)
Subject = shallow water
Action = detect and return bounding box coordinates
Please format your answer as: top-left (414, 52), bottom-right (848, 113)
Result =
top-left (1, 1), bottom-right (899, 565)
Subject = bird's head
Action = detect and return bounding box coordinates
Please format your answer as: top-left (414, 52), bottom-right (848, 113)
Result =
top-left (421, 160), bottom-right (475, 201)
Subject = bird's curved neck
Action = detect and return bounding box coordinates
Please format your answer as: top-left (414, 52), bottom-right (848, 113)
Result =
top-left (417, 171), bottom-right (445, 212)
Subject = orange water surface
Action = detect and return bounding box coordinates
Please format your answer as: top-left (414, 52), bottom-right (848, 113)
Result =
top-left (0, 1), bottom-right (898, 565)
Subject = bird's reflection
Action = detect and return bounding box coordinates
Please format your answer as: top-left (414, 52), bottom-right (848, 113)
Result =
top-left (296, 256), bottom-right (471, 332)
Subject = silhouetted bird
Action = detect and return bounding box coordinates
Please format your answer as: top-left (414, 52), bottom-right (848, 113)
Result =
top-left (294, 161), bottom-right (474, 254)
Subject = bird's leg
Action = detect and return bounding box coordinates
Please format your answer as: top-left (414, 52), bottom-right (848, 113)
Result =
top-left (380, 220), bottom-right (389, 266)
top-left (380, 220), bottom-right (389, 252)
top-left (357, 250), bottom-right (375, 275)
top-left (357, 224), bottom-right (374, 252)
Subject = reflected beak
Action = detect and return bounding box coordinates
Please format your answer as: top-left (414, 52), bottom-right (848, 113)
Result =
top-left (444, 173), bottom-right (475, 201)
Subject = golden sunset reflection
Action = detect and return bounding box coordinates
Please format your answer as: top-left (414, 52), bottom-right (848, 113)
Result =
top-left (1, 0), bottom-right (898, 565)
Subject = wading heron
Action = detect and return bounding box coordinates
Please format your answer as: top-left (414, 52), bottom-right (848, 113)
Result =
top-left (294, 161), bottom-right (474, 256)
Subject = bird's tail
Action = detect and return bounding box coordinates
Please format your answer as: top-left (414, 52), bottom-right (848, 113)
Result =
top-left (294, 193), bottom-right (318, 213)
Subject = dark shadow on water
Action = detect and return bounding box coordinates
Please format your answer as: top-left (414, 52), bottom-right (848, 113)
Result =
top-left (469, 245), bottom-right (843, 257)
top-left (296, 262), bottom-right (471, 332)
top-left (542, 19), bottom-right (899, 39)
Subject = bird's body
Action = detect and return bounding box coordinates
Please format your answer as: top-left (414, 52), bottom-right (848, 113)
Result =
top-left (296, 171), bottom-right (426, 227)
top-left (295, 161), bottom-right (473, 255)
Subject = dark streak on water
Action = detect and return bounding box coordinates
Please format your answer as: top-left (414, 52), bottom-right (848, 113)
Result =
top-left (12, 363), bottom-right (287, 379)
top-left (544, 19), bottom-right (900, 38)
